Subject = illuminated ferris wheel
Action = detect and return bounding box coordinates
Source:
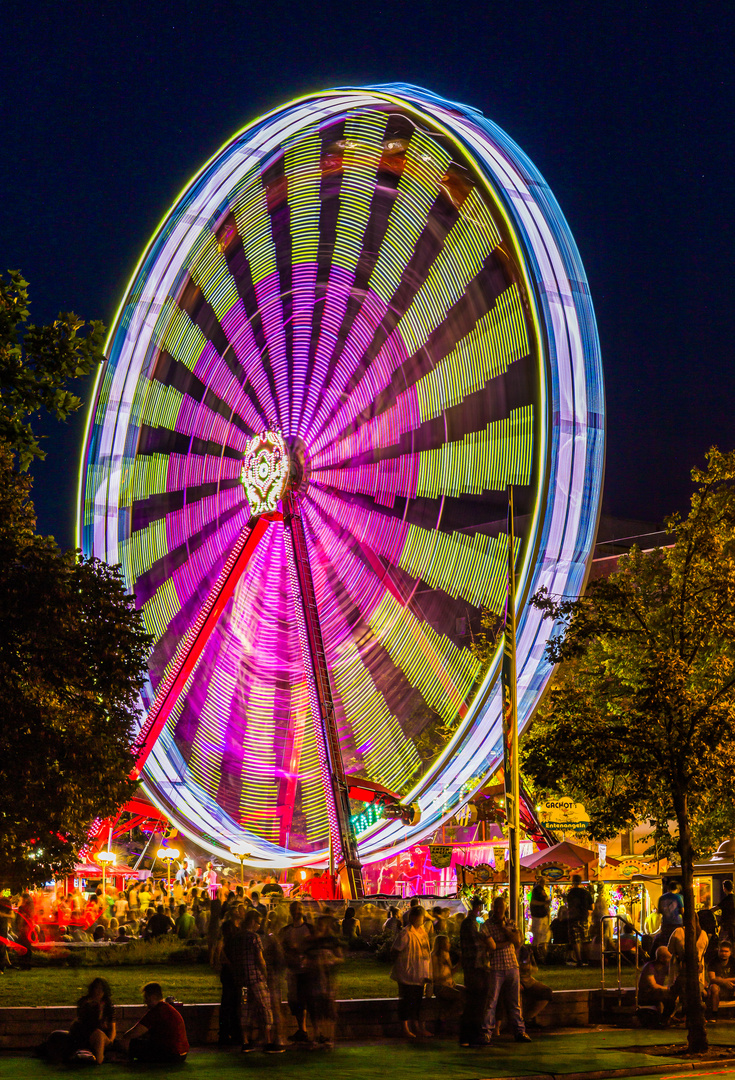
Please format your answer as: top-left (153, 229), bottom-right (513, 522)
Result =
top-left (80, 84), bottom-right (604, 891)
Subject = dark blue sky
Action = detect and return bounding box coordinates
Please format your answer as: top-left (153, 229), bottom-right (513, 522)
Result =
top-left (2, 1), bottom-right (733, 547)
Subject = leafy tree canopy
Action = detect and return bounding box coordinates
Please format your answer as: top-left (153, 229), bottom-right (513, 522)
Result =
top-left (0, 270), bottom-right (105, 470)
top-left (0, 445), bottom-right (152, 888)
top-left (522, 447), bottom-right (735, 1051)
top-left (0, 274), bottom-right (151, 888)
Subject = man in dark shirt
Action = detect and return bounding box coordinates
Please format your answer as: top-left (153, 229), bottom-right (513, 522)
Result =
top-left (566, 875), bottom-right (593, 967)
top-left (145, 904), bottom-right (174, 939)
top-left (707, 941), bottom-right (735, 1018)
top-left (657, 880), bottom-right (684, 946)
top-left (122, 982), bottom-right (189, 1062)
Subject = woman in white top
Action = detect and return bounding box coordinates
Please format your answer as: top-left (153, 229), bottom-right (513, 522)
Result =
top-left (391, 906), bottom-right (433, 1039)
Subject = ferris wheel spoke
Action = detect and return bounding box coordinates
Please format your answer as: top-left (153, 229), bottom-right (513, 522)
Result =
top-left (300, 112), bottom-right (389, 437)
top-left (309, 188), bottom-right (501, 454)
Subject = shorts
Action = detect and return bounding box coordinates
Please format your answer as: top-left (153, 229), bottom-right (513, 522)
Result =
top-left (245, 980), bottom-right (273, 1029)
top-left (531, 916), bottom-right (550, 945)
top-left (568, 918), bottom-right (589, 945)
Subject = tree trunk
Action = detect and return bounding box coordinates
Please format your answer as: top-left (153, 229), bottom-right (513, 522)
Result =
top-left (673, 789), bottom-right (708, 1053)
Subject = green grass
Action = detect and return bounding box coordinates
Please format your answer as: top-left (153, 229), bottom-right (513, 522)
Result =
top-left (0, 954), bottom-right (634, 1008)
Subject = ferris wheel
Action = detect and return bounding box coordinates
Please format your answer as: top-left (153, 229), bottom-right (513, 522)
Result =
top-left (80, 84), bottom-right (604, 890)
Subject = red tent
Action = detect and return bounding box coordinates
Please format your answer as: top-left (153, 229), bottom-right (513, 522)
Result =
top-left (522, 840), bottom-right (619, 872)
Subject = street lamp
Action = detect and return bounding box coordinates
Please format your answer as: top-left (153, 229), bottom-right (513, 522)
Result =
top-left (96, 850), bottom-right (115, 901)
top-left (156, 847), bottom-right (180, 895)
top-left (229, 845), bottom-right (252, 887)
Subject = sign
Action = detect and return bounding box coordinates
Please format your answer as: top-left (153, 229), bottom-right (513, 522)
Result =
top-left (428, 845), bottom-right (453, 869)
top-left (493, 845), bottom-right (506, 868)
top-left (349, 802), bottom-right (384, 836)
top-left (538, 798), bottom-right (590, 831)
top-left (598, 844), bottom-right (607, 868)
top-left (617, 858), bottom-right (654, 877)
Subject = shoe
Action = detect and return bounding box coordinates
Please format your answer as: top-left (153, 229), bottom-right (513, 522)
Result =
top-left (289, 1030), bottom-right (309, 1042)
top-left (515, 1031), bottom-right (532, 1042)
top-left (565, 960), bottom-right (577, 966)
top-left (264, 1043), bottom-right (287, 1053)
top-left (459, 1042), bottom-right (470, 1048)
top-left (241, 1041), bottom-right (257, 1053)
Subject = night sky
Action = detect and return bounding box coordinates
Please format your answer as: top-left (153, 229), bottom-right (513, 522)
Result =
top-left (2, 1), bottom-right (733, 549)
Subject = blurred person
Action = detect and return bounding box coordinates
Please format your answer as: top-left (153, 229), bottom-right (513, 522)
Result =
top-left (341, 906), bottom-right (362, 944)
top-left (530, 873), bottom-right (551, 962)
top-left (384, 906), bottom-right (401, 936)
top-left (715, 880), bottom-right (735, 945)
top-left (391, 906), bottom-right (432, 1039)
top-left (431, 933), bottom-right (462, 1035)
top-left (205, 861), bottom-right (217, 900)
top-left (518, 944), bottom-right (552, 1029)
top-left (280, 900), bottom-right (314, 1043)
top-left (218, 905), bottom-right (244, 1046)
top-left (251, 891), bottom-right (267, 919)
top-left (234, 909), bottom-right (282, 1053)
top-left (113, 891), bottom-right (128, 922)
top-left (484, 895), bottom-right (531, 1043)
top-left (122, 982), bottom-right (188, 1063)
top-left (566, 875), bottom-right (593, 967)
top-left (655, 879), bottom-right (684, 949)
top-left (303, 913), bottom-right (343, 1049)
top-left (263, 917), bottom-right (287, 1050)
top-left (668, 912), bottom-right (708, 1000)
top-left (459, 896), bottom-right (493, 1047)
top-left (175, 903), bottom-right (196, 940)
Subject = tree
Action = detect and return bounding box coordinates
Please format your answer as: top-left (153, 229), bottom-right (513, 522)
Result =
top-left (0, 273), bottom-right (151, 888)
top-left (522, 449), bottom-right (735, 1053)
top-left (0, 270), bottom-right (105, 469)
top-left (0, 444), bottom-right (152, 888)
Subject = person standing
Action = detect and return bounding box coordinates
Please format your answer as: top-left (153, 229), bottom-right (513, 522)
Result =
top-left (483, 895), bottom-right (531, 1043)
top-left (566, 874), bottom-right (593, 967)
top-left (715, 880), bottom-right (735, 945)
top-left (391, 906), bottom-right (432, 1039)
top-left (231, 909), bottom-right (281, 1053)
top-left (459, 896), bottom-right (493, 1047)
top-left (530, 874), bottom-right (550, 963)
top-left (280, 901), bottom-right (314, 1043)
top-left (205, 862), bottom-right (218, 900)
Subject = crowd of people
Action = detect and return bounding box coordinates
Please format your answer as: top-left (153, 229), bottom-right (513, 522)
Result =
top-left (636, 878), bottom-right (735, 1026)
top-left (8, 867), bottom-right (735, 1059)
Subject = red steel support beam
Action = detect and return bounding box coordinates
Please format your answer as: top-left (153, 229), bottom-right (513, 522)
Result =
top-left (131, 512), bottom-right (281, 779)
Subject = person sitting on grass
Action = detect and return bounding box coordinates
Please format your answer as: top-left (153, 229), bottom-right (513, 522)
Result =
top-left (121, 982), bottom-right (189, 1063)
top-left (67, 977), bottom-right (117, 1064)
top-left (707, 940), bottom-right (735, 1020)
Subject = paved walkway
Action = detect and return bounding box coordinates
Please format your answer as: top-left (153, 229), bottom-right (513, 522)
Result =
top-left (3, 1024), bottom-right (735, 1080)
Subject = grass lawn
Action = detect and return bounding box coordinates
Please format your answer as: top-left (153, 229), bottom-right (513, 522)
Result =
top-left (0, 955), bottom-right (634, 1008)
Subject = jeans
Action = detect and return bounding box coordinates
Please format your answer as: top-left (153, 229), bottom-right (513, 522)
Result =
top-left (484, 967), bottom-right (526, 1034)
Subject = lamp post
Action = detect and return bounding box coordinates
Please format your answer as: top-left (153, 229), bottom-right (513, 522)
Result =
top-left (229, 846), bottom-right (252, 887)
top-left (156, 847), bottom-right (179, 895)
top-left (96, 850), bottom-right (115, 902)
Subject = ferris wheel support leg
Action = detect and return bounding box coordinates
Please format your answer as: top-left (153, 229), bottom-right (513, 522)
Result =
top-left (131, 512), bottom-right (281, 780)
top-left (283, 492), bottom-right (364, 900)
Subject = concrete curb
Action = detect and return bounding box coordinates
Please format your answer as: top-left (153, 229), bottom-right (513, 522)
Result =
top-left (476, 1059), bottom-right (735, 1080)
